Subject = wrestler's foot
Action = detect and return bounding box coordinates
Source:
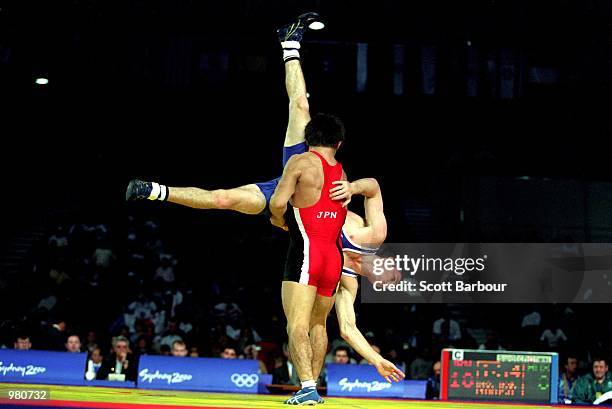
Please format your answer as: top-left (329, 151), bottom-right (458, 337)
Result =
top-left (126, 179), bottom-right (168, 201)
top-left (277, 12), bottom-right (324, 62)
top-left (277, 12), bottom-right (324, 44)
top-left (284, 386), bottom-right (321, 405)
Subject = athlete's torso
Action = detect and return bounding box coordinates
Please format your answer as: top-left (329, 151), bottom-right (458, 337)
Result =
top-left (288, 150), bottom-right (347, 243)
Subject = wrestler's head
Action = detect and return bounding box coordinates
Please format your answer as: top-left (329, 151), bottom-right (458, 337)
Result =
top-left (305, 113), bottom-right (345, 149)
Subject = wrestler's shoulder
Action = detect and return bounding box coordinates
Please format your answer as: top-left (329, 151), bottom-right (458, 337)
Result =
top-left (285, 152), bottom-right (317, 168)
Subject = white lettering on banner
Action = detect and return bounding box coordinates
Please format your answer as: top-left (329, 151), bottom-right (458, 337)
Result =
top-left (138, 369), bottom-right (193, 384)
top-left (0, 362), bottom-right (47, 377)
top-left (338, 377), bottom-right (392, 393)
top-left (231, 373), bottom-right (259, 388)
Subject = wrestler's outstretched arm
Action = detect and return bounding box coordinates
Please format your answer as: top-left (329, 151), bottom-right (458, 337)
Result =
top-left (335, 276), bottom-right (405, 382)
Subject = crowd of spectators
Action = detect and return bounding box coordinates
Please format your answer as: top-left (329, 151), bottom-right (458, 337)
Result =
top-left (2, 213), bottom-right (611, 404)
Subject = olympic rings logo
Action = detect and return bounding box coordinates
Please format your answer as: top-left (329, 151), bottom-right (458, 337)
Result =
top-left (231, 373), bottom-right (259, 388)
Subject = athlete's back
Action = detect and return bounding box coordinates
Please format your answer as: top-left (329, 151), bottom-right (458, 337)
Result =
top-left (283, 149), bottom-right (347, 296)
top-left (269, 113), bottom-right (348, 296)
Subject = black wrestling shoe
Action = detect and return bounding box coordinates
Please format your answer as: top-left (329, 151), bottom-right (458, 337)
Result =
top-left (125, 179), bottom-right (153, 201)
top-left (277, 12), bottom-right (324, 44)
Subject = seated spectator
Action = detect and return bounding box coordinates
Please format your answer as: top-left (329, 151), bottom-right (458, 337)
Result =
top-left (45, 318), bottom-right (67, 351)
top-left (237, 326), bottom-right (262, 352)
top-left (160, 344), bottom-right (171, 356)
top-left (85, 347), bottom-right (104, 380)
top-left (572, 358), bottom-right (612, 404)
top-left (479, 332), bottom-right (505, 351)
top-left (189, 346), bottom-right (200, 358)
top-left (66, 334), bottom-right (82, 353)
top-left (48, 226), bottom-right (69, 249)
top-left (272, 343), bottom-right (299, 385)
top-left (522, 308), bottom-right (542, 328)
top-left (410, 349), bottom-right (433, 380)
top-left (154, 257), bottom-right (175, 284)
top-left (128, 293), bottom-right (157, 321)
top-left (243, 344), bottom-right (267, 374)
top-left (332, 346), bottom-right (351, 364)
top-left (540, 320), bottom-right (568, 350)
top-left (433, 312), bottom-right (461, 342)
top-left (96, 336), bottom-right (137, 382)
top-left (156, 318), bottom-right (185, 351)
top-left (171, 340), bottom-right (188, 357)
top-left (134, 336), bottom-right (154, 356)
top-left (426, 361), bottom-right (441, 399)
top-left (220, 346), bottom-right (238, 359)
top-left (14, 334), bottom-right (32, 350)
top-left (559, 354), bottom-right (579, 402)
top-left (92, 239), bottom-right (115, 269)
top-left (85, 330), bottom-right (99, 353)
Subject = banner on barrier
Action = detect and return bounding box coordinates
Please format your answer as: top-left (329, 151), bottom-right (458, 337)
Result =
top-left (0, 350), bottom-right (87, 386)
top-left (137, 356), bottom-right (260, 393)
top-left (327, 363), bottom-right (427, 399)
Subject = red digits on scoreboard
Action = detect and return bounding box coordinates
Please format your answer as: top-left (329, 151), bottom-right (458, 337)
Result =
top-left (462, 372), bottom-right (474, 389)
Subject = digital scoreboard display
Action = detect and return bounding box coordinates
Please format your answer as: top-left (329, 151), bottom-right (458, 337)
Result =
top-left (441, 349), bottom-right (558, 404)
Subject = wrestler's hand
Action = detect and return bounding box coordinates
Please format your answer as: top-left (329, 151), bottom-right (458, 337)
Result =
top-left (270, 215), bottom-right (288, 231)
top-left (373, 358), bottom-right (405, 383)
top-left (329, 180), bottom-right (353, 207)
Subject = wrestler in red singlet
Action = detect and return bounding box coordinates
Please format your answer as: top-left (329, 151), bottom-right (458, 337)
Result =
top-left (283, 151), bottom-right (347, 296)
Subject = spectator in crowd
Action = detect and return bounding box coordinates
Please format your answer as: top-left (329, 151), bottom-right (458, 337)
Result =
top-left (96, 336), bottom-right (137, 382)
top-left (134, 336), bottom-right (154, 356)
top-left (37, 292), bottom-right (58, 314)
top-left (14, 334), bottom-right (32, 350)
top-left (272, 343), bottom-right (299, 385)
top-left (333, 346), bottom-right (351, 364)
top-left (237, 326), bottom-right (262, 352)
top-left (572, 358), bottom-right (612, 403)
top-left (160, 344), bottom-right (171, 356)
top-left (220, 346), bottom-right (238, 359)
top-left (433, 312), bottom-right (462, 342)
top-left (243, 344), bottom-right (267, 374)
top-left (48, 226), bottom-right (69, 249)
top-left (540, 319), bottom-right (568, 349)
top-left (426, 361), bottom-right (441, 399)
top-left (65, 334), bottom-right (82, 353)
top-left (154, 257), bottom-right (175, 284)
top-left (522, 308), bottom-right (542, 328)
top-left (128, 293), bottom-right (158, 322)
top-left (92, 239), bottom-right (115, 270)
top-left (479, 332), bottom-right (505, 351)
top-left (85, 347), bottom-right (104, 380)
top-left (171, 340), bottom-right (188, 357)
top-left (213, 298), bottom-right (242, 322)
top-left (156, 318), bottom-right (185, 351)
top-left (410, 347), bottom-right (434, 380)
top-left (85, 330), bottom-right (99, 353)
top-left (559, 354), bottom-right (579, 402)
top-left (189, 347), bottom-right (200, 357)
top-left (46, 319), bottom-right (67, 351)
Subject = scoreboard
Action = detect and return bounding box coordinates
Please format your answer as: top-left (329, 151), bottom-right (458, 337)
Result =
top-left (440, 349), bottom-right (558, 404)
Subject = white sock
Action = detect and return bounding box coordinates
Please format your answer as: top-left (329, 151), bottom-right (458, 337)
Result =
top-left (301, 380), bottom-right (316, 389)
top-left (148, 182), bottom-right (169, 201)
top-left (282, 41), bottom-right (301, 62)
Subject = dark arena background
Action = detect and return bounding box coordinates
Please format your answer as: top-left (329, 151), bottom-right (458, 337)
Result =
top-left (1, 1), bottom-right (612, 408)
